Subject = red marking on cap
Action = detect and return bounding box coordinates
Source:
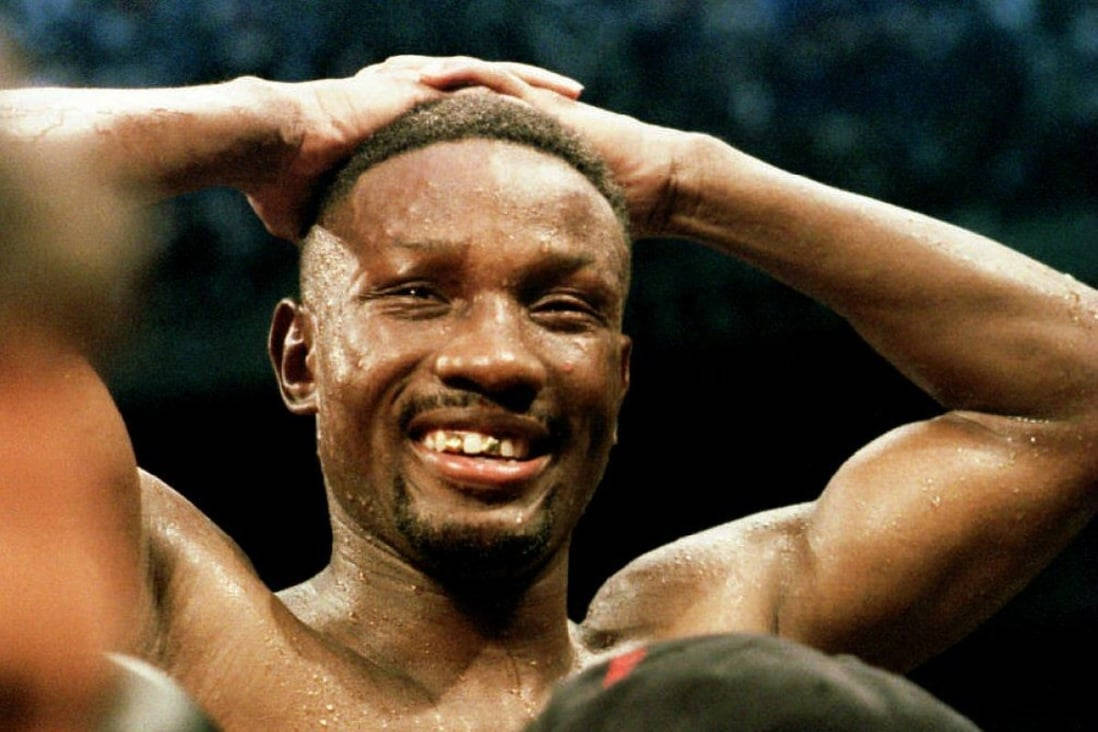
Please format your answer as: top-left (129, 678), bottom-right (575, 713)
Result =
top-left (601, 646), bottom-right (648, 689)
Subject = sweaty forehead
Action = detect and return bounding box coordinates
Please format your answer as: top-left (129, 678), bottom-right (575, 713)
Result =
top-left (322, 139), bottom-right (628, 262)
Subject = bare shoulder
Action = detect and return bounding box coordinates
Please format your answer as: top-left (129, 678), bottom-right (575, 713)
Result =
top-left (140, 469), bottom-right (265, 594)
top-left (577, 503), bottom-right (814, 652)
top-left (139, 470), bottom-right (296, 672)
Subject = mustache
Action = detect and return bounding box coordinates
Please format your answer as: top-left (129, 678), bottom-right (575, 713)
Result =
top-left (397, 391), bottom-right (566, 436)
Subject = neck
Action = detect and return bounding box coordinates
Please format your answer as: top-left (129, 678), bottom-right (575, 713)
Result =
top-left (280, 506), bottom-right (578, 699)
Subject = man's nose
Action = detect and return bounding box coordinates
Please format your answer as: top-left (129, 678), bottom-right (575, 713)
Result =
top-left (432, 297), bottom-right (548, 410)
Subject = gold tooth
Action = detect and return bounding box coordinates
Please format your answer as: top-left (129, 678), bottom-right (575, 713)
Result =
top-left (424, 430), bottom-right (530, 458)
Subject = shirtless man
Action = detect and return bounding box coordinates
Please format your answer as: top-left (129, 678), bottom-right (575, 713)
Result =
top-left (2, 55), bottom-right (1097, 729)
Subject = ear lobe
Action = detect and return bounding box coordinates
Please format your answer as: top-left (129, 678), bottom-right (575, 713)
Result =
top-left (269, 298), bottom-right (317, 415)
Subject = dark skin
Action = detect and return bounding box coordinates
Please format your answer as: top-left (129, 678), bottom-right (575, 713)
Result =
top-left (2, 54), bottom-right (1098, 729)
top-left (136, 138), bottom-right (632, 729)
top-left (279, 141), bottom-right (629, 586)
top-left (269, 139), bottom-right (631, 726)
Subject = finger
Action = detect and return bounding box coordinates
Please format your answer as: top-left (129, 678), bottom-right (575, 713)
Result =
top-left (361, 56), bottom-right (528, 98)
top-left (493, 61), bottom-right (584, 99)
top-left (374, 56), bottom-right (583, 98)
top-left (450, 86), bottom-right (537, 112)
top-left (353, 66), bottom-right (422, 86)
top-left (377, 54), bottom-right (436, 68)
top-left (417, 57), bottom-right (530, 98)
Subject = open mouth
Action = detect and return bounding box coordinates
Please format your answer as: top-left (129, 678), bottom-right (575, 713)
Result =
top-left (421, 429), bottom-right (533, 460)
top-left (408, 423), bottom-right (554, 491)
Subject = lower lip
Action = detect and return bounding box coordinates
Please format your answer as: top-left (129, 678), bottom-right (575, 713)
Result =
top-left (411, 443), bottom-right (551, 491)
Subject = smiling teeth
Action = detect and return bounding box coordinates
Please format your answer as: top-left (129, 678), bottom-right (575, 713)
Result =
top-left (423, 430), bottom-right (529, 459)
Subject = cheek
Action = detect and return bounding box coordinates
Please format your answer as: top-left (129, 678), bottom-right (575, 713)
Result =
top-left (558, 338), bottom-right (625, 402)
top-left (552, 338), bottom-right (626, 454)
top-left (313, 320), bottom-right (434, 460)
top-left (319, 317), bottom-right (437, 397)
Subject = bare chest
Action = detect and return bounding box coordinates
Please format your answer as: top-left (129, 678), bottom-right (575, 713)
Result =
top-left (177, 623), bottom-right (598, 731)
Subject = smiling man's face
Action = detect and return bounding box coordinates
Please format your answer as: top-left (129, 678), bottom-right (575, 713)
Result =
top-left (294, 138), bottom-right (630, 584)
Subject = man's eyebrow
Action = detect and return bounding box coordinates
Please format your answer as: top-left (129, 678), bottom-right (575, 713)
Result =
top-left (521, 250), bottom-right (626, 294)
top-left (534, 251), bottom-right (598, 272)
top-left (388, 237), bottom-right (467, 252)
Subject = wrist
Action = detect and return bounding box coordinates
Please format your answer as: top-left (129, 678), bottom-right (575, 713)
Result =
top-left (654, 130), bottom-right (718, 239)
top-left (661, 132), bottom-right (783, 246)
top-left (200, 75), bottom-right (304, 192)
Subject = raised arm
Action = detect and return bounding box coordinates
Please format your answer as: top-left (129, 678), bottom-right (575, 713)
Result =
top-left (0, 55), bottom-right (582, 240)
top-left (531, 92), bottom-right (1098, 669)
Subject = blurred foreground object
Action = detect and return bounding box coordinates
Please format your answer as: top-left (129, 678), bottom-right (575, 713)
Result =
top-left (0, 48), bottom-right (147, 729)
top-left (103, 655), bottom-right (218, 732)
top-left (0, 114), bottom-right (142, 353)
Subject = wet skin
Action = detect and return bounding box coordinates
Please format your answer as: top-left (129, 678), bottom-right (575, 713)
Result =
top-left (230, 139), bottom-right (636, 727)
top-left (277, 138), bottom-right (631, 598)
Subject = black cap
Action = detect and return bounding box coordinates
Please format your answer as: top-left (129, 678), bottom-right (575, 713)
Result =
top-left (526, 634), bottom-right (979, 731)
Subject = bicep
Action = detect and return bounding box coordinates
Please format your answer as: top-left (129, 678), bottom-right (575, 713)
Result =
top-left (777, 411), bottom-right (1098, 670)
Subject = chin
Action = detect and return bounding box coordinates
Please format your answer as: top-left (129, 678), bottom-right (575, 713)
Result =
top-left (393, 477), bottom-right (559, 588)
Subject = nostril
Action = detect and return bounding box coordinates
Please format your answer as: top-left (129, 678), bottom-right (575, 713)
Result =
top-left (440, 375), bottom-right (538, 413)
top-left (432, 333), bottom-right (548, 408)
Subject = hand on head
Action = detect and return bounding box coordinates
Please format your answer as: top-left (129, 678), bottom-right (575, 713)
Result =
top-left (507, 86), bottom-right (689, 239)
top-left (244, 55), bottom-right (585, 241)
top-left (370, 55), bottom-right (692, 240)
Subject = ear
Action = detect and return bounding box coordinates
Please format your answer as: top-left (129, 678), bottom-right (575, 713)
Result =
top-left (617, 334), bottom-right (632, 401)
top-left (612, 334), bottom-right (632, 445)
top-left (269, 298), bottom-right (317, 415)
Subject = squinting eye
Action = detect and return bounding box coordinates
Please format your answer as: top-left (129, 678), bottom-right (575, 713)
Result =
top-left (538, 299), bottom-right (586, 313)
top-left (361, 282), bottom-right (450, 318)
top-left (376, 282), bottom-right (448, 303)
top-left (532, 296), bottom-right (607, 331)
top-left (396, 285), bottom-right (436, 299)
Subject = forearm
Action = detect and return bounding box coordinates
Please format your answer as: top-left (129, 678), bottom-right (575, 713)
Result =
top-left (0, 78), bottom-right (294, 199)
top-left (666, 133), bottom-right (1098, 420)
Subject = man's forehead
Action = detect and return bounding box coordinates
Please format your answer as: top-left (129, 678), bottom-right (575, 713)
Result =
top-left (344, 139), bottom-right (613, 212)
top-left (330, 139), bottom-right (628, 256)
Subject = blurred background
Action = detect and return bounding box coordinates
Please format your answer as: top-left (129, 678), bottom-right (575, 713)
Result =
top-left (2, 0), bottom-right (1095, 728)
